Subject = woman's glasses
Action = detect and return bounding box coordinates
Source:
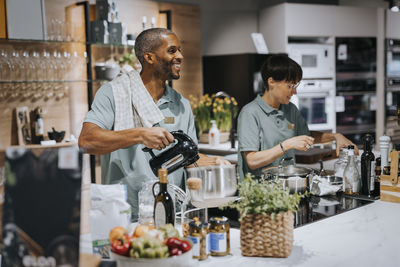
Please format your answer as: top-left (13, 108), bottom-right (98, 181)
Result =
top-left (286, 81), bottom-right (301, 91)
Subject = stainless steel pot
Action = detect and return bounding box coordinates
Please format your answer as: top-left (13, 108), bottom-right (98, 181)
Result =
top-left (262, 158), bottom-right (313, 194)
top-left (186, 165), bottom-right (237, 199)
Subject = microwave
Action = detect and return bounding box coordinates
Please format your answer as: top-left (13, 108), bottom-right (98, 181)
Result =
top-left (287, 44), bottom-right (334, 79)
top-left (290, 80), bottom-right (336, 131)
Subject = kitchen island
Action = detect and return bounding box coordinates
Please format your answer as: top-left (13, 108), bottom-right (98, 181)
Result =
top-left (199, 200), bottom-right (400, 267)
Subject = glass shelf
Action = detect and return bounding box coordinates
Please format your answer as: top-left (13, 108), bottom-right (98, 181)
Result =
top-left (0, 38), bottom-right (86, 44)
top-left (0, 80), bottom-right (88, 84)
top-left (90, 42), bottom-right (134, 48)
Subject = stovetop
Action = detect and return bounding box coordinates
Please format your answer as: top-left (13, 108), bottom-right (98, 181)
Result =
top-left (208, 193), bottom-right (375, 229)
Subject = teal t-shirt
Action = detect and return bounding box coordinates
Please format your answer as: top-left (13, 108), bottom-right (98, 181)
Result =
top-left (84, 83), bottom-right (197, 220)
top-left (237, 95), bottom-right (310, 180)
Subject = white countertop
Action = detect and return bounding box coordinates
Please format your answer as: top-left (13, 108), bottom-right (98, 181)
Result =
top-left (198, 200), bottom-right (400, 267)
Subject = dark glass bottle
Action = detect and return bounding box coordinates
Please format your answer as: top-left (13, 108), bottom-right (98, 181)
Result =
top-left (373, 157), bottom-right (381, 197)
top-left (153, 168), bottom-right (175, 227)
top-left (361, 135), bottom-right (375, 196)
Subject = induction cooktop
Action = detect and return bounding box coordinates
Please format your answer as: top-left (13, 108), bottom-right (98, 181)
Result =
top-left (209, 193), bottom-right (374, 229)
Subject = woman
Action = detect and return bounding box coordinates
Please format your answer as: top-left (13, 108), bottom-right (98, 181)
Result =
top-left (237, 54), bottom-right (357, 179)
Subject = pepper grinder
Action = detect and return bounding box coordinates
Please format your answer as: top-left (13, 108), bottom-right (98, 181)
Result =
top-left (379, 135), bottom-right (391, 170)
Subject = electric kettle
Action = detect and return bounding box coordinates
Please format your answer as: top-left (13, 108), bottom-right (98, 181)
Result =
top-left (142, 130), bottom-right (200, 176)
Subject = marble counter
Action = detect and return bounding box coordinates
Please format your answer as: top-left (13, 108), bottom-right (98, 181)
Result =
top-left (198, 200), bottom-right (400, 267)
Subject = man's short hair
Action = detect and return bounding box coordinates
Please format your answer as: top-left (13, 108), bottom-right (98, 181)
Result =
top-left (134, 28), bottom-right (175, 65)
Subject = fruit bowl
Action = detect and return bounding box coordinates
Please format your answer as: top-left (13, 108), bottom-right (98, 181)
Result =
top-left (110, 248), bottom-right (194, 267)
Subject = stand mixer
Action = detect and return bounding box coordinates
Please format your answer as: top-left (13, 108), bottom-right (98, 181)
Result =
top-left (142, 130), bottom-right (200, 176)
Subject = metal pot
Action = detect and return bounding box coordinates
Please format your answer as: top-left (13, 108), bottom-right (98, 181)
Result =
top-left (186, 165), bottom-right (237, 199)
top-left (262, 158), bottom-right (313, 194)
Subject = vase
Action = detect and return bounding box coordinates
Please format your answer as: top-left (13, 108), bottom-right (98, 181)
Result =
top-left (199, 131), bottom-right (230, 144)
top-left (240, 211), bottom-right (294, 258)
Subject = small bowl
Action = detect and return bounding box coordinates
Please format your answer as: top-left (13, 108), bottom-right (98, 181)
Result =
top-left (48, 130), bottom-right (65, 143)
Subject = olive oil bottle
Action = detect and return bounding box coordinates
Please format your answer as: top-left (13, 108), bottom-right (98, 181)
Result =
top-left (153, 168), bottom-right (175, 227)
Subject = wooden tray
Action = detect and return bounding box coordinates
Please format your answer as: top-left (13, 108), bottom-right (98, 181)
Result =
top-left (295, 148), bottom-right (337, 164)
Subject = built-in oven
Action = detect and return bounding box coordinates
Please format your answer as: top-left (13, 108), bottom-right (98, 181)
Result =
top-left (336, 78), bottom-right (376, 144)
top-left (287, 43), bottom-right (334, 79)
top-left (290, 80), bottom-right (336, 131)
top-left (385, 39), bottom-right (400, 143)
top-left (336, 37), bottom-right (376, 73)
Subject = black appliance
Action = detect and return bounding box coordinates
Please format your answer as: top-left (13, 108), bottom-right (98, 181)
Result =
top-left (203, 53), bottom-right (270, 112)
top-left (335, 37), bottom-right (377, 145)
top-left (143, 130), bottom-right (199, 176)
top-left (385, 39), bottom-right (400, 143)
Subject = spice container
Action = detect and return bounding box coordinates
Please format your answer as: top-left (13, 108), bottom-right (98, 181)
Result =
top-left (188, 220), bottom-right (209, 260)
top-left (209, 216), bottom-right (230, 256)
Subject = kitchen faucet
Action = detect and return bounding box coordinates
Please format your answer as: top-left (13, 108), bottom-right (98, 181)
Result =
top-left (212, 91), bottom-right (236, 149)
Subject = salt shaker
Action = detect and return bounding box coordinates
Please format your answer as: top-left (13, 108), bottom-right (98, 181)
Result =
top-left (379, 135), bottom-right (391, 169)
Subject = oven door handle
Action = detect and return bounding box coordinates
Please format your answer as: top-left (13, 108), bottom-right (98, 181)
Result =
top-left (337, 91), bottom-right (375, 96)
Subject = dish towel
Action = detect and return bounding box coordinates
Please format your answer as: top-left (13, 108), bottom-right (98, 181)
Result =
top-left (110, 68), bottom-right (165, 131)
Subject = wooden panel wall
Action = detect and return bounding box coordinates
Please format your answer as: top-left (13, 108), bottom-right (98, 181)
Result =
top-left (158, 2), bottom-right (202, 99)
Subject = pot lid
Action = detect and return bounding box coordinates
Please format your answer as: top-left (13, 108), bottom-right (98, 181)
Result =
top-left (262, 165), bottom-right (312, 177)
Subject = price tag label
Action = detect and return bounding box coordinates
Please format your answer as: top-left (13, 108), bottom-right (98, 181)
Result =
top-left (58, 146), bottom-right (79, 169)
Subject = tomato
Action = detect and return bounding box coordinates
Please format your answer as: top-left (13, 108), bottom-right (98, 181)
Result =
top-left (180, 240), bottom-right (191, 252)
top-left (169, 247), bottom-right (183, 256)
top-left (109, 226), bottom-right (127, 243)
top-left (166, 237), bottom-right (182, 248)
top-left (111, 235), bottom-right (131, 256)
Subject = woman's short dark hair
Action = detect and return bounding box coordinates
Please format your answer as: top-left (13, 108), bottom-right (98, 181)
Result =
top-left (260, 54), bottom-right (303, 91)
top-left (134, 28), bottom-right (175, 65)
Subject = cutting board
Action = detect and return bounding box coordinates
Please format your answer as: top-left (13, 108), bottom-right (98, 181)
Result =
top-left (295, 148), bottom-right (337, 164)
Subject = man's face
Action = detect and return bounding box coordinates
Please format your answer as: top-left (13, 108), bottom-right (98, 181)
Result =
top-left (153, 34), bottom-right (184, 80)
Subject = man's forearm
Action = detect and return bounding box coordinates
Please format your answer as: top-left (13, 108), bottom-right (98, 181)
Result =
top-left (79, 123), bottom-right (143, 155)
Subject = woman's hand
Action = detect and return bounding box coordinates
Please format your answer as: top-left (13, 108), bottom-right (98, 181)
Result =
top-left (334, 133), bottom-right (359, 155)
top-left (282, 135), bottom-right (314, 151)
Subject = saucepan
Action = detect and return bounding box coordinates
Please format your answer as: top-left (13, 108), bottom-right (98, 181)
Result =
top-left (262, 158), bottom-right (314, 194)
top-left (186, 165), bottom-right (237, 200)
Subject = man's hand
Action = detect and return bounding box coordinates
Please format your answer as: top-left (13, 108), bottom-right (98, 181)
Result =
top-left (141, 127), bottom-right (175, 150)
top-left (187, 153), bottom-right (232, 168)
top-left (334, 133), bottom-right (359, 156)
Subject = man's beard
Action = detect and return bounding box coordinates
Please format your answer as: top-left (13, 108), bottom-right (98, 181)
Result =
top-left (155, 56), bottom-right (180, 80)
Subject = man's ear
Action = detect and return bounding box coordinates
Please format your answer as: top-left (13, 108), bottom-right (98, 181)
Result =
top-left (143, 52), bottom-right (155, 65)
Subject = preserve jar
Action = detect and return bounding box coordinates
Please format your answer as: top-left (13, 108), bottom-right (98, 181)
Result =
top-left (209, 216), bottom-right (230, 256)
top-left (188, 220), bottom-right (209, 260)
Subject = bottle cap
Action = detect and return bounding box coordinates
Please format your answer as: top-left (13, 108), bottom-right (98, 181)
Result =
top-left (158, 168), bottom-right (168, 183)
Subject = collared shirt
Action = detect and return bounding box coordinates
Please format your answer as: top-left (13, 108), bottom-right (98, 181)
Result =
top-left (84, 83), bottom-right (197, 220)
top-left (237, 95), bottom-right (310, 180)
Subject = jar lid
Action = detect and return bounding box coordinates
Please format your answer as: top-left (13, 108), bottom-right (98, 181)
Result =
top-left (210, 216), bottom-right (228, 225)
top-left (189, 220), bottom-right (208, 229)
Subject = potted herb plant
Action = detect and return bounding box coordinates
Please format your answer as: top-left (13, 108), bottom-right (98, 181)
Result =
top-left (230, 174), bottom-right (303, 258)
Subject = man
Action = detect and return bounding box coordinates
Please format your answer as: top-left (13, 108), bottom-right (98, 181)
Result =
top-left (79, 28), bottom-right (225, 220)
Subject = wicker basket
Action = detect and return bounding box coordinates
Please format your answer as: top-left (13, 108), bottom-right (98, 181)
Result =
top-left (240, 211), bottom-right (294, 258)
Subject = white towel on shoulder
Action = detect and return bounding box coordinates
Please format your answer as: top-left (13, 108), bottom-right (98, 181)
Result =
top-left (110, 69), bottom-right (164, 131)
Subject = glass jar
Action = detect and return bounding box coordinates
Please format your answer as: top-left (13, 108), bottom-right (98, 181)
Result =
top-left (334, 148), bottom-right (348, 191)
top-left (188, 220), bottom-right (209, 260)
top-left (209, 216), bottom-right (230, 256)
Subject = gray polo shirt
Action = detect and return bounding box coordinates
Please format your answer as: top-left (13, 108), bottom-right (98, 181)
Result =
top-left (84, 83), bottom-right (197, 220)
top-left (237, 95), bottom-right (310, 180)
